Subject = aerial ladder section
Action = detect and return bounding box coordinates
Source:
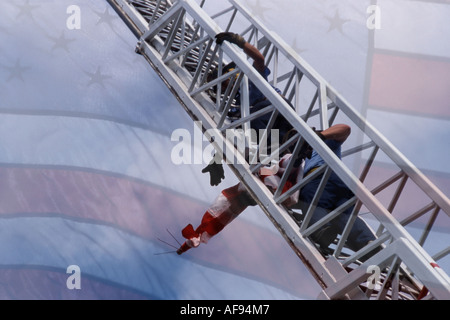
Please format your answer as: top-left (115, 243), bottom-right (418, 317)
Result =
top-left (107, 0), bottom-right (450, 299)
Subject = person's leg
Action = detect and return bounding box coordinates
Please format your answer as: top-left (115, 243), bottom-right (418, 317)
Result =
top-left (177, 183), bottom-right (250, 255)
top-left (332, 190), bottom-right (377, 252)
top-left (345, 217), bottom-right (377, 251)
top-left (327, 190), bottom-right (381, 261)
top-left (342, 213), bottom-right (381, 262)
top-left (302, 203), bottom-right (340, 251)
top-left (250, 100), bottom-right (272, 132)
top-left (176, 211), bottom-right (227, 254)
top-left (299, 175), bottom-right (379, 257)
top-left (298, 179), bottom-right (340, 250)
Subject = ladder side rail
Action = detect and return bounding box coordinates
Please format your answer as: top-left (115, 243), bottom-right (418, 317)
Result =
top-left (107, 0), bottom-right (149, 37)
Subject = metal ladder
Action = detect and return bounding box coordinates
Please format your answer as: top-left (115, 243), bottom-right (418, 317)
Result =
top-left (107, 0), bottom-right (450, 299)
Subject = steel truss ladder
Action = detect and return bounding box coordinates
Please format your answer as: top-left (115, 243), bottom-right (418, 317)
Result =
top-left (107, 0), bottom-right (450, 299)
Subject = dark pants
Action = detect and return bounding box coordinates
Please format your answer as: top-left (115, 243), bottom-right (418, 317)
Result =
top-left (250, 100), bottom-right (292, 146)
top-left (298, 172), bottom-right (376, 251)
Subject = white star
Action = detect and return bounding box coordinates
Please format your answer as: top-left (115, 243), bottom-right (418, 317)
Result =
top-left (95, 8), bottom-right (118, 28)
top-left (48, 31), bottom-right (76, 52)
top-left (85, 67), bottom-right (112, 88)
top-left (5, 59), bottom-right (31, 82)
top-left (14, 0), bottom-right (39, 20)
top-left (0, 24), bottom-right (11, 35)
top-left (325, 10), bottom-right (349, 34)
top-left (291, 38), bottom-right (307, 55)
top-left (246, 0), bottom-right (271, 23)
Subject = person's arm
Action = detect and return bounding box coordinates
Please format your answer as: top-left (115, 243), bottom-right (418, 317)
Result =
top-left (319, 124), bottom-right (351, 142)
top-left (242, 42), bottom-right (265, 73)
top-left (215, 32), bottom-right (266, 73)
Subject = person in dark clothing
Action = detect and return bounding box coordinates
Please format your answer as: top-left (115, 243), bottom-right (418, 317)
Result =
top-left (295, 124), bottom-right (378, 256)
top-left (203, 32), bottom-right (293, 186)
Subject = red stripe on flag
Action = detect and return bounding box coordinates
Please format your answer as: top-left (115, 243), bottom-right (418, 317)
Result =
top-left (0, 166), bottom-right (319, 298)
top-left (369, 52), bottom-right (450, 117)
top-left (360, 162), bottom-right (450, 231)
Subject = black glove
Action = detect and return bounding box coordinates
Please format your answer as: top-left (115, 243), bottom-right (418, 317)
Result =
top-left (202, 153), bottom-right (225, 186)
top-left (312, 127), bottom-right (325, 141)
top-left (298, 139), bottom-right (313, 160)
top-left (215, 32), bottom-right (246, 48)
top-left (298, 127), bottom-right (325, 160)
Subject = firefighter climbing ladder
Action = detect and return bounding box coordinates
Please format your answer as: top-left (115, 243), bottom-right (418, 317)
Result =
top-left (107, 0), bottom-right (450, 299)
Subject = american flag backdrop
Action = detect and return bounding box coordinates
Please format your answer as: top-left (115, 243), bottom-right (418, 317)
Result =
top-left (0, 0), bottom-right (322, 299)
top-left (0, 0), bottom-right (448, 300)
top-left (364, 0), bottom-right (450, 265)
top-left (366, 0), bottom-right (450, 190)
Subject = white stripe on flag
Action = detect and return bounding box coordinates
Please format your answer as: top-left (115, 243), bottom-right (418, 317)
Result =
top-left (375, 0), bottom-right (450, 59)
top-left (0, 216), bottom-right (305, 299)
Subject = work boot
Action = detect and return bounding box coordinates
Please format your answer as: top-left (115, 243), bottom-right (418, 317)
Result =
top-left (310, 224), bottom-right (339, 251)
top-left (358, 241), bottom-right (382, 262)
